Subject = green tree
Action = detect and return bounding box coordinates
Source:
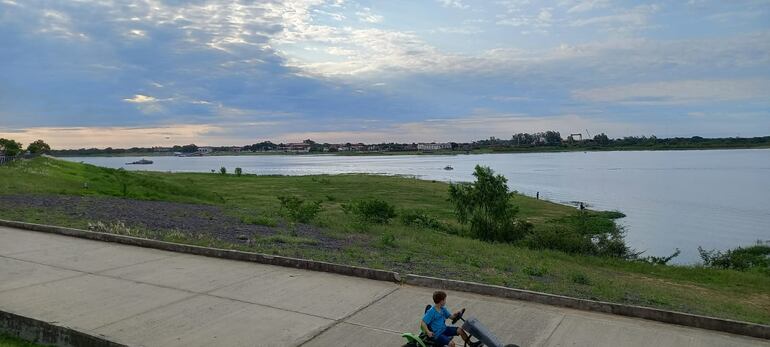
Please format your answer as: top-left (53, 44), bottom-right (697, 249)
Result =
top-left (0, 138), bottom-right (22, 156)
top-left (219, 166), bottom-right (227, 175)
top-left (448, 165), bottom-right (532, 242)
top-left (26, 139), bottom-right (51, 154)
top-left (593, 133), bottom-right (610, 146)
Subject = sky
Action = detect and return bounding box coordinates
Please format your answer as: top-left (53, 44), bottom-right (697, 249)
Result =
top-left (1, 0), bottom-right (769, 149)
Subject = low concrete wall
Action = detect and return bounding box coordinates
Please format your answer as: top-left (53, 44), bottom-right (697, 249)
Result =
top-left (2, 219), bottom-right (768, 340)
top-left (0, 219), bottom-right (400, 283)
top-left (404, 274), bottom-right (770, 340)
top-left (0, 310), bottom-right (126, 347)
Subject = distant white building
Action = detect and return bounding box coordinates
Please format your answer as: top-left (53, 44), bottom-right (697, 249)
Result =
top-left (417, 143), bottom-right (452, 151)
top-left (197, 147), bottom-right (213, 154)
top-left (280, 143), bottom-right (311, 153)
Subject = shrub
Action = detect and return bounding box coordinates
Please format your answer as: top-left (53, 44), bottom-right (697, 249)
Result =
top-left (635, 248), bottom-right (681, 265)
top-left (523, 211), bottom-right (632, 258)
top-left (523, 266), bottom-right (547, 277)
top-left (698, 241), bottom-right (770, 271)
top-left (400, 210), bottom-right (442, 229)
top-left (234, 167), bottom-right (242, 176)
top-left (219, 166), bottom-right (227, 175)
top-left (571, 272), bottom-right (591, 285)
top-left (278, 195), bottom-right (322, 223)
top-left (448, 165), bottom-right (532, 243)
top-left (376, 233), bottom-right (397, 248)
top-left (343, 199), bottom-right (396, 224)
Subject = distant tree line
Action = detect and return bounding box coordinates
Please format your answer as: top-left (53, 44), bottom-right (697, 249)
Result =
top-left (40, 133), bottom-right (770, 156)
top-left (470, 132), bottom-right (770, 152)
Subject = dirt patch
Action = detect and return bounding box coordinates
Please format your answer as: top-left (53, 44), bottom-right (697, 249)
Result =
top-left (0, 194), bottom-right (346, 250)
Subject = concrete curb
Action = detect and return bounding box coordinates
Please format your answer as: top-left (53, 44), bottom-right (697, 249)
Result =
top-left (0, 219), bottom-right (400, 283)
top-left (0, 310), bottom-right (126, 347)
top-left (404, 274), bottom-right (770, 340)
top-left (2, 219), bottom-right (768, 340)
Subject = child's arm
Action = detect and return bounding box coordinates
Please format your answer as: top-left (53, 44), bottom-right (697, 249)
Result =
top-left (420, 320), bottom-right (433, 337)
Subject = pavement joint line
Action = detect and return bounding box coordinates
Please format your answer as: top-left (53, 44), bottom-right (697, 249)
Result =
top-left (297, 286), bottom-right (400, 347)
top-left (342, 321), bottom-right (403, 334)
top-left (89, 293), bottom-right (203, 332)
top-left (202, 292), bottom-right (338, 322)
top-left (540, 313), bottom-right (567, 346)
top-left (0, 249), bottom-right (180, 278)
top-left (0, 271), bottom-right (88, 295)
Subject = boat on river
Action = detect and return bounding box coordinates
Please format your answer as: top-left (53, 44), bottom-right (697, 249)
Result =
top-left (126, 159), bottom-right (153, 165)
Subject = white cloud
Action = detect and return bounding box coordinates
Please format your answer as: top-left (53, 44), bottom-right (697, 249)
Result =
top-left (570, 4), bottom-right (660, 32)
top-left (355, 7), bottom-right (383, 23)
top-left (123, 94), bottom-right (157, 103)
top-left (437, 0), bottom-right (469, 9)
top-left (572, 79), bottom-right (770, 105)
top-left (566, 0), bottom-right (611, 14)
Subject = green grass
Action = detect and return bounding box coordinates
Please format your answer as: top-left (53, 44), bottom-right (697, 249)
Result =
top-left (0, 333), bottom-right (49, 347)
top-left (1, 157), bottom-right (768, 324)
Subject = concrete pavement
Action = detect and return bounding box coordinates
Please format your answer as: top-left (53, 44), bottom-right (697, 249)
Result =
top-left (0, 225), bottom-right (767, 347)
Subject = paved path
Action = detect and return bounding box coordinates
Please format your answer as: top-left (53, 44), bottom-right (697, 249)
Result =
top-left (0, 225), bottom-right (767, 347)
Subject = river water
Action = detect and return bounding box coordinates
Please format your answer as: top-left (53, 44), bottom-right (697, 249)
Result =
top-left (62, 149), bottom-right (770, 264)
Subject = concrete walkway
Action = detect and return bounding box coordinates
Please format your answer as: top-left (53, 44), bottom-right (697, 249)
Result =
top-left (0, 225), bottom-right (767, 347)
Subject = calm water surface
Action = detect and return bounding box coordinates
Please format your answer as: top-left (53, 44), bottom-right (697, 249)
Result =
top-left (63, 149), bottom-right (770, 264)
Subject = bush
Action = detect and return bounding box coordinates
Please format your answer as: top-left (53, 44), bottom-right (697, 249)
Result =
top-left (343, 199), bottom-right (396, 224)
top-left (698, 241), bottom-right (770, 271)
top-left (400, 210), bottom-right (442, 229)
top-left (523, 266), bottom-right (547, 277)
top-left (571, 272), bottom-right (591, 285)
top-left (448, 166), bottom-right (532, 242)
top-left (219, 166), bottom-right (227, 175)
top-left (278, 196), bottom-right (322, 223)
top-left (234, 167), bottom-right (242, 176)
top-left (522, 211), bottom-right (631, 258)
top-left (376, 233), bottom-right (397, 248)
top-left (635, 248), bottom-right (681, 265)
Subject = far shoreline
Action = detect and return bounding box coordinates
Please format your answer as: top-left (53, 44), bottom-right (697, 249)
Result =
top-left (50, 144), bottom-right (770, 157)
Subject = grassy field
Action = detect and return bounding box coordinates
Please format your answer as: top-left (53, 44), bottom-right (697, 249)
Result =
top-left (1, 157), bottom-right (768, 324)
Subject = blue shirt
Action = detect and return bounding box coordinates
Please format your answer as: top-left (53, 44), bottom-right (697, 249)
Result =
top-left (422, 305), bottom-right (451, 335)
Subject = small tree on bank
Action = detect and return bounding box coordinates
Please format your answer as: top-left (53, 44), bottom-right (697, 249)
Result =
top-left (26, 139), bottom-right (51, 154)
top-left (448, 165), bottom-right (532, 242)
top-left (0, 138), bottom-right (23, 156)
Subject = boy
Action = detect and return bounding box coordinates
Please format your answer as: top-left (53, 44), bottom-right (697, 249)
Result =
top-left (421, 291), bottom-right (480, 347)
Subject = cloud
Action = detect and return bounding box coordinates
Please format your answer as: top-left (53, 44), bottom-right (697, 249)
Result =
top-left (566, 0), bottom-right (611, 13)
top-left (0, 124), bottom-right (222, 149)
top-left (437, 0), bottom-right (469, 10)
top-left (355, 8), bottom-right (383, 23)
top-left (569, 4), bottom-right (660, 32)
top-left (572, 79), bottom-right (770, 105)
top-left (123, 94), bottom-right (157, 103)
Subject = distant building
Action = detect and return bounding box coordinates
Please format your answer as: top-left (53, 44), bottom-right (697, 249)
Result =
top-left (280, 143), bottom-right (311, 153)
top-left (152, 146), bottom-right (172, 152)
top-left (197, 147), bottom-right (213, 154)
top-left (417, 142), bottom-right (452, 151)
top-left (228, 146), bottom-right (242, 152)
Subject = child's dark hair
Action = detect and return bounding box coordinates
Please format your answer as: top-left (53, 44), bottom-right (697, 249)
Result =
top-left (433, 291), bottom-right (447, 304)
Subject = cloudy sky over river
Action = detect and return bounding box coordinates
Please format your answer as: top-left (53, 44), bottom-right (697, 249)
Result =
top-left (1, 0), bottom-right (769, 148)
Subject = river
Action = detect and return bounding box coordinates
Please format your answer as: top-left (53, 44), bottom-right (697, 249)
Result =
top-left (62, 149), bottom-right (770, 264)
